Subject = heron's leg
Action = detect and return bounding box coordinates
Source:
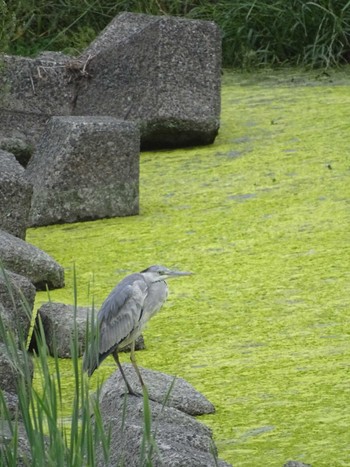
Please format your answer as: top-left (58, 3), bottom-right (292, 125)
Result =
top-left (130, 340), bottom-right (146, 388)
top-left (112, 349), bottom-right (139, 396)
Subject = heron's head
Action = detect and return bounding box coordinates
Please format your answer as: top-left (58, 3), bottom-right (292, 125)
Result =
top-left (141, 265), bottom-right (192, 283)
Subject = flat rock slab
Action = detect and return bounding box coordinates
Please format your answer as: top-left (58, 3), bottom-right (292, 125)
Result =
top-left (0, 229), bottom-right (64, 290)
top-left (26, 116), bottom-right (140, 226)
top-left (75, 12), bottom-right (222, 149)
top-left (0, 150), bottom-right (32, 239)
top-left (95, 366), bottom-right (231, 467)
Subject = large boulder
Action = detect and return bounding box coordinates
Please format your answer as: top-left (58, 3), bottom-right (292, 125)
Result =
top-left (29, 302), bottom-right (145, 358)
top-left (75, 12), bottom-right (221, 149)
top-left (0, 269), bottom-right (36, 345)
top-left (0, 229), bottom-right (64, 290)
top-left (25, 116), bottom-right (140, 226)
top-left (99, 365), bottom-right (215, 416)
top-left (0, 150), bottom-right (33, 239)
top-left (94, 365), bottom-right (231, 466)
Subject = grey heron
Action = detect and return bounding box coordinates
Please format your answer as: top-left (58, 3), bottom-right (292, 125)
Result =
top-left (83, 265), bottom-right (192, 396)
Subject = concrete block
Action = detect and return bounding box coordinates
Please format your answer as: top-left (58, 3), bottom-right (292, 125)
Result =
top-left (0, 52), bottom-right (74, 145)
top-left (74, 12), bottom-right (222, 148)
top-left (0, 150), bottom-right (32, 239)
top-left (26, 116), bottom-right (139, 226)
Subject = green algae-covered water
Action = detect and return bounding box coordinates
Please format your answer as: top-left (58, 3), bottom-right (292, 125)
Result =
top-left (27, 69), bottom-right (350, 466)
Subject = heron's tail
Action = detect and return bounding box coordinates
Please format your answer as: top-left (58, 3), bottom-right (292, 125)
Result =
top-left (82, 347), bottom-right (98, 377)
top-left (83, 311), bottom-right (100, 376)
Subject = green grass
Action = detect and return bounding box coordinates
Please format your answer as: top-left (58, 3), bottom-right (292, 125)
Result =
top-left (0, 266), bottom-right (112, 466)
top-left (27, 68), bottom-right (350, 466)
top-left (2, 1), bottom-right (350, 68)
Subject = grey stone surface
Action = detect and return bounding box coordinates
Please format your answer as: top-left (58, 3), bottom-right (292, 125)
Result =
top-left (32, 302), bottom-right (92, 358)
top-left (0, 343), bottom-right (33, 394)
top-left (95, 366), bottom-right (231, 467)
top-left (100, 365), bottom-right (215, 416)
top-left (284, 462), bottom-right (311, 467)
top-left (0, 150), bottom-right (33, 239)
top-left (75, 12), bottom-right (221, 149)
top-left (0, 269), bottom-right (36, 345)
top-left (0, 419), bottom-right (35, 465)
top-left (0, 229), bottom-right (64, 290)
top-left (0, 391), bottom-right (21, 421)
top-left (0, 53), bottom-right (72, 114)
top-left (0, 52), bottom-right (74, 146)
top-left (26, 116), bottom-right (140, 226)
top-left (29, 302), bottom-right (145, 358)
top-left (0, 138), bottom-right (33, 167)
top-left (1, 14), bottom-right (220, 151)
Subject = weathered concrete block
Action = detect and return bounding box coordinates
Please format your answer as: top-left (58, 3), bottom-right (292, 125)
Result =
top-left (0, 150), bottom-right (33, 239)
top-left (0, 137), bottom-right (33, 167)
top-left (0, 269), bottom-right (36, 345)
top-left (75, 12), bottom-right (221, 149)
top-left (0, 343), bottom-right (33, 394)
top-left (0, 229), bottom-right (64, 290)
top-left (1, 14), bottom-right (220, 151)
top-left (95, 366), bottom-right (231, 467)
top-left (0, 52), bottom-right (74, 146)
top-left (32, 302), bottom-right (91, 358)
top-left (28, 302), bottom-right (145, 358)
top-left (0, 419), bottom-right (35, 463)
top-left (1, 390), bottom-right (21, 420)
top-left (26, 116), bottom-right (139, 226)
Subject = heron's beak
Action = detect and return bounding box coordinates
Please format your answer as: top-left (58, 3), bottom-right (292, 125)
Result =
top-left (168, 270), bottom-right (193, 278)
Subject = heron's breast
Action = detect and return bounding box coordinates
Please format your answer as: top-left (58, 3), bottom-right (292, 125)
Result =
top-left (142, 281), bottom-right (168, 321)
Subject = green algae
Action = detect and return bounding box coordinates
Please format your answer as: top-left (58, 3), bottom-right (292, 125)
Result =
top-left (27, 68), bottom-right (350, 466)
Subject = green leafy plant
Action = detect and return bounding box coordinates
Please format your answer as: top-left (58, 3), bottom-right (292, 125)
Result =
top-left (0, 265), bottom-right (111, 466)
top-left (2, 0), bottom-right (350, 67)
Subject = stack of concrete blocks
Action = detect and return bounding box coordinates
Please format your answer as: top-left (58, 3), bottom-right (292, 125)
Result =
top-left (0, 12), bottom-right (221, 151)
top-left (1, 12), bottom-right (221, 226)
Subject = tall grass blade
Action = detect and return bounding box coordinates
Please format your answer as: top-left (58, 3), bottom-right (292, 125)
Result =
top-left (0, 264), bottom-right (111, 466)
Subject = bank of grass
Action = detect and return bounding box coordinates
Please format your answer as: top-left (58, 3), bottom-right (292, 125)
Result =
top-left (27, 68), bottom-right (350, 466)
top-left (1, 1), bottom-right (350, 68)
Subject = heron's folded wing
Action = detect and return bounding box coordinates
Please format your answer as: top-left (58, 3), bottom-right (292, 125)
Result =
top-left (98, 278), bottom-right (148, 355)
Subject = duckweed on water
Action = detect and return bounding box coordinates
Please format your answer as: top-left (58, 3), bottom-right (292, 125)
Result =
top-left (27, 69), bottom-right (350, 466)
